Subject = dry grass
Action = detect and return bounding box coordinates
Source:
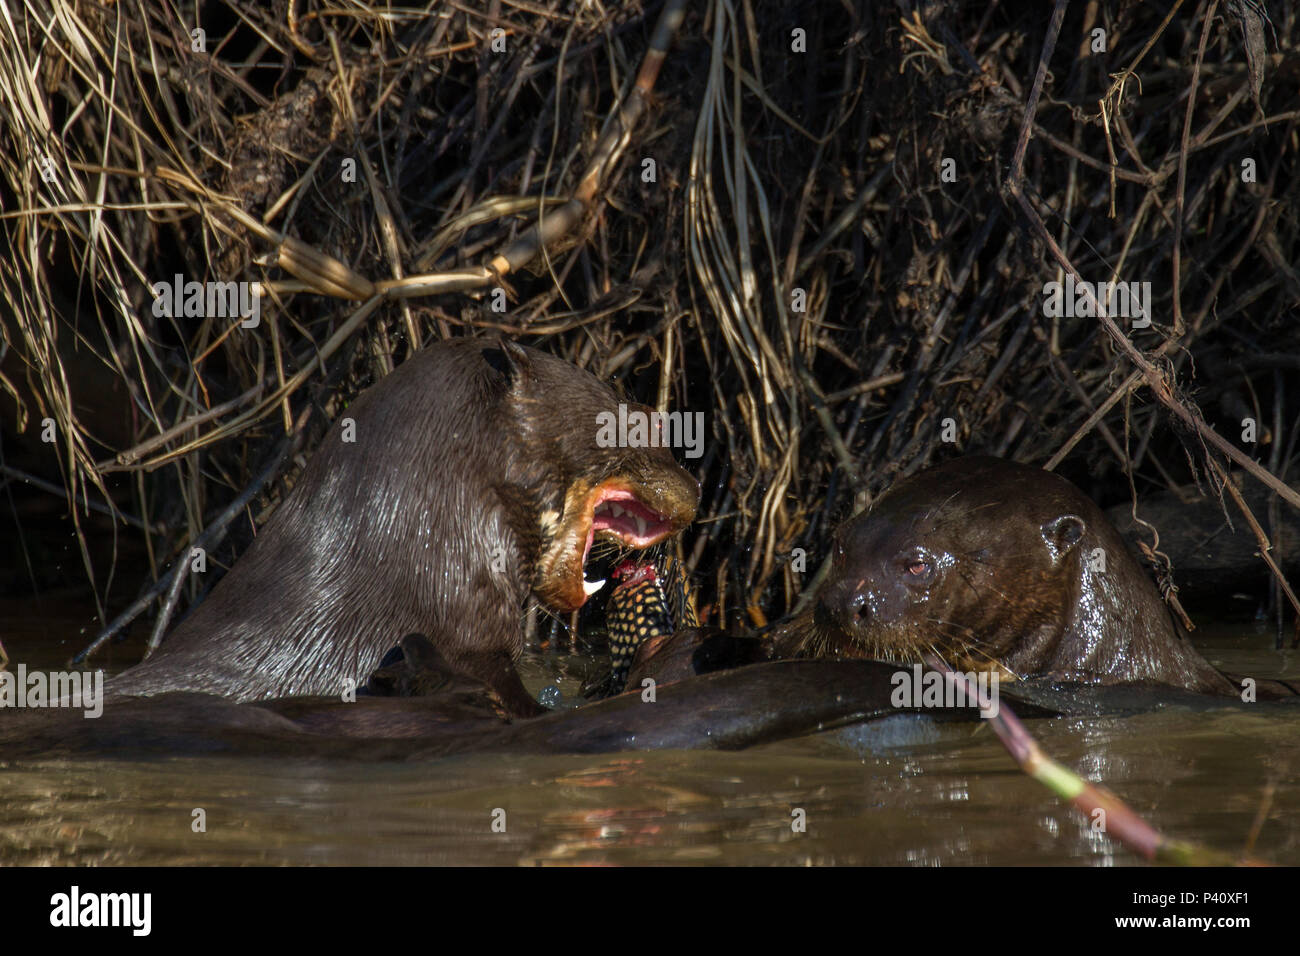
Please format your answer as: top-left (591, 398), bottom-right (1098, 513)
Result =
top-left (1, 0), bottom-right (1297, 646)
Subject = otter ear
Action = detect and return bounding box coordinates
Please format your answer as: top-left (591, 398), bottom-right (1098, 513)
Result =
top-left (488, 337), bottom-right (533, 388)
top-left (1041, 514), bottom-right (1086, 563)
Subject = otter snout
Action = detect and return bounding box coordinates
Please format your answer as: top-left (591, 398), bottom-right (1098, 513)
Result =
top-left (819, 549), bottom-right (930, 636)
top-left (822, 577), bottom-right (875, 634)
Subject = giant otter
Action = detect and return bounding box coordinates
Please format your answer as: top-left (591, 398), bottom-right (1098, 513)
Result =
top-left (773, 456), bottom-right (1238, 695)
top-left (0, 658), bottom-right (935, 761)
top-left (109, 338), bottom-right (699, 716)
top-left (6, 639), bottom-right (1283, 762)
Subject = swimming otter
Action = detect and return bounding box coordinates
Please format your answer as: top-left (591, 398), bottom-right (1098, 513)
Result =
top-left (13, 623), bottom-right (1283, 762)
top-left (110, 338), bottom-right (700, 716)
top-left (773, 456), bottom-right (1237, 695)
top-left (0, 659), bottom-right (927, 761)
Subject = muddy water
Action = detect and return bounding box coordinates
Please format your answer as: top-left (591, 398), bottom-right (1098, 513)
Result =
top-left (1, 602), bottom-right (1298, 865)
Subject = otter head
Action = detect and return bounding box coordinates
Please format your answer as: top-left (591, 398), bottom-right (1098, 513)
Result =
top-left (801, 458), bottom-right (1091, 675)
top-left (489, 340), bottom-right (700, 614)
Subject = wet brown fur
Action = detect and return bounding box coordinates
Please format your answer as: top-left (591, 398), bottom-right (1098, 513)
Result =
top-left (773, 457), bottom-right (1236, 695)
top-left (111, 339), bottom-right (699, 715)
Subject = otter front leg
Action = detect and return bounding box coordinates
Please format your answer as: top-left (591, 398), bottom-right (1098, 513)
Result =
top-left (474, 652), bottom-right (545, 718)
top-left (483, 658), bottom-right (543, 717)
top-left (393, 628), bottom-right (542, 717)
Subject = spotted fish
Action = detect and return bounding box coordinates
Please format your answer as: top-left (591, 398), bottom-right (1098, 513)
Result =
top-left (586, 555), bottom-right (698, 698)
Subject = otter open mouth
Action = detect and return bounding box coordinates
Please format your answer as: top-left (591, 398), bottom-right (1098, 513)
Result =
top-left (591, 489), bottom-right (676, 547)
top-left (578, 488), bottom-right (678, 596)
top-left (536, 478), bottom-right (694, 614)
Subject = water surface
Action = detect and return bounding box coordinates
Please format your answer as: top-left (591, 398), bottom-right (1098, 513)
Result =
top-left (2, 604), bottom-right (1297, 865)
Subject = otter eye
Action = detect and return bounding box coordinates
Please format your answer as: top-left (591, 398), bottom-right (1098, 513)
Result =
top-left (897, 552), bottom-right (934, 585)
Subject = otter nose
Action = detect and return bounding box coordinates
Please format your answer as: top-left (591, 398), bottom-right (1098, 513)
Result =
top-left (825, 580), bottom-right (871, 632)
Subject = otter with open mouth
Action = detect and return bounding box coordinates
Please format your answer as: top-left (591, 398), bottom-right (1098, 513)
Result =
top-left (109, 338), bottom-right (699, 716)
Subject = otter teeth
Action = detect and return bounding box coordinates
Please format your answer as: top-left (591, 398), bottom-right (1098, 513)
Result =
top-left (583, 577), bottom-right (607, 596)
top-left (633, 515), bottom-right (647, 538)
